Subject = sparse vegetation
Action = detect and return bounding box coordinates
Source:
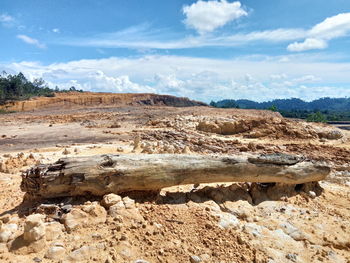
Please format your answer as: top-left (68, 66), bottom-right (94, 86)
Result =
top-left (267, 105), bottom-right (278, 112)
top-left (306, 111), bottom-right (327, 123)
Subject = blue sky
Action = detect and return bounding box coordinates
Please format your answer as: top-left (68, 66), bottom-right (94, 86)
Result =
top-left (1, 0), bottom-right (350, 102)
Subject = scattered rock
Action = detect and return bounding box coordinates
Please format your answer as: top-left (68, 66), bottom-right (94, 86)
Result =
top-left (182, 146), bottom-right (191, 154)
top-left (318, 130), bottom-right (343, 140)
top-left (45, 245), bottom-right (65, 260)
top-left (123, 197), bottom-right (136, 209)
top-left (63, 202), bottom-right (107, 232)
top-left (23, 214), bottom-right (46, 242)
top-left (0, 222), bottom-right (18, 243)
top-left (62, 148), bottom-right (70, 155)
top-left (308, 191), bottom-right (316, 198)
top-left (101, 193), bottom-right (122, 208)
top-left (61, 204), bottom-right (73, 213)
top-left (190, 255), bottom-right (202, 263)
top-left (286, 253), bottom-right (297, 262)
top-left (69, 245), bottom-right (94, 261)
top-left (62, 208), bottom-right (88, 232)
top-left (45, 222), bottom-right (64, 241)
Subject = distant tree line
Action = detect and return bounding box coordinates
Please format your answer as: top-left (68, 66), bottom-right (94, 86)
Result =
top-left (0, 71), bottom-right (54, 105)
top-left (0, 71), bottom-right (83, 106)
top-left (210, 97), bottom-right (350, 122)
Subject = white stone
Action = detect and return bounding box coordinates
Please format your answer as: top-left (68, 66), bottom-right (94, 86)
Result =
top-left (45, 222), bottom-right (64, 241)
top-left (62, 208), bottom-right (88, 231)
top-left (123, 197), bottom-right (135, 209)
top-left (0, 222), bottom-right (18, 242)
top-left (69, 245), bottom-right (94, 261)
top-left (109, 202), bottom-right (126, 217)
top-left (308, 191), bottom-right (316, 198)
top-left (190, 255), bottom-right (202, 263)
top-left (24, 214), bottom-right (46, 242)
top-left (217, 212), bottom-right (239, 229)
top-left (101, 193), bottom-right (122, 208)
top-left (45, 246), bottom-right (66, 260)
top-left (279, 222), bottom-right (305, 241)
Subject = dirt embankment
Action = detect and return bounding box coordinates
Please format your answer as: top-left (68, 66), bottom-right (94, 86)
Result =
top-left (0, 92), bottom-right (207, 112)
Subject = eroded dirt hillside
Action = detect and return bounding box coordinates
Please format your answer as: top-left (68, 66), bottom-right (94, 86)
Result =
top-left (0, 104), bottom-right (349, 263)
top-left (0, 92), bottom-right (207, 112)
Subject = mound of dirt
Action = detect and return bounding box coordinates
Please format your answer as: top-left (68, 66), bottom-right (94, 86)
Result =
top-left (196, 117), bottom-right (343, 140)
top-left (0, 92), bottom-right (207, 112)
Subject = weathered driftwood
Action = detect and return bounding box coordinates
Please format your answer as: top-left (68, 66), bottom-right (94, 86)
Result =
top-left (21, 153), bottom-right (330, 198)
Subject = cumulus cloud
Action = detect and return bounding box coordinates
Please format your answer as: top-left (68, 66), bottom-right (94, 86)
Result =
top-left (309, 12), bottom-right (350, 40)
top-left (17, 34), bottom-right (46, 49)
top-left (2, 55), bottom-right (350, 102)
top-left (183, 0), bottom-right (247, 34)
top-left (288, 12), bottom-right (350, 52)
top-left (287, 38), bottom-right (328, 52)
top-left (153, 74), bottom-right (185, 94)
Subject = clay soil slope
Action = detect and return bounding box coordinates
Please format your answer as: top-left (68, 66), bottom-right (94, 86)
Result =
top-left (0, 92), bottom-right (207, 112)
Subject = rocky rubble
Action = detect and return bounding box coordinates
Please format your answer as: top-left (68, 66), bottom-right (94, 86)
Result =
top-left (0, 176), bottom-right (349, 262)
top-left (0, 153), bottom-right (38, 174)
top-left (0, 104), bottom-right (349, 262)
top-left (148, 114), bottom-right (344, 141)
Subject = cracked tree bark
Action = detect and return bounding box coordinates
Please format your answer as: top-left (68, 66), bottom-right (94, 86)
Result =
top-left (21, 153), bottom-right (330, 198)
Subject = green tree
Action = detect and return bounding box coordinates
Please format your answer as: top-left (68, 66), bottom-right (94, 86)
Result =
top-left (306, 111), bottom-right (327, 123)
top-left (0, 72), bottom-right (54, 104)
top-left (267, 105), bottom-right (278, 112)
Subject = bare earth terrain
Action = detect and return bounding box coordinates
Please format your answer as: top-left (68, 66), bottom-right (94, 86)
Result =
top-left (0, 95), bottom-right (349, 263)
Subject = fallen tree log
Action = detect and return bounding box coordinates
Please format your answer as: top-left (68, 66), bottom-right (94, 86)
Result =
top-left (21, 153), bottom-right (330, 198)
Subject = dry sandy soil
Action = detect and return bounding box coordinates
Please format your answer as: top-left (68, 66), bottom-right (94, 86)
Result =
top-left (0, 101), bottom-right (350, 263)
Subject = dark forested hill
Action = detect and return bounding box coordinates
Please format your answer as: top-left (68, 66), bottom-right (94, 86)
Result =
top-left (210, 97), bottom-right (350, 121)
top-left (211, 98), bottom-right (350, 111)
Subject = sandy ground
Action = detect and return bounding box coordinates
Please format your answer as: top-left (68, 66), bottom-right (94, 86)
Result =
top-left (0, 105), bottom-right (349, 263)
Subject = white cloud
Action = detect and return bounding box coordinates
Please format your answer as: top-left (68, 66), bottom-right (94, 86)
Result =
top-left (293, 74), bottom-right (320, 83)
top-left (309, 12), bottom-right (350, 40)
top-left (153, 74), bottom-right (185, 94)
top-left (287, 38), bottom-right (328, 52)
top-left (61, 27), bottom-right (306, 50)
top-left (2, 55), bottom-right (350, 102)
top-left (54, 11), bottom-right (350, 52)
top-left (0, 13), bottom-right (15, 27)
top-left (270, 74), bottom-right (287, 80)
top-left (17, 34), bottom-right (46, 49)
top-left (183, 0), bottom-right (247, 34)
top-left (0, 14), bottom-right (14, 23)
top-left (244, 73), bottom-right (253, 82)
top-left (288, 12), bottom-right (350, 52)
top-left (52, 28), bottom-right (60, 33)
